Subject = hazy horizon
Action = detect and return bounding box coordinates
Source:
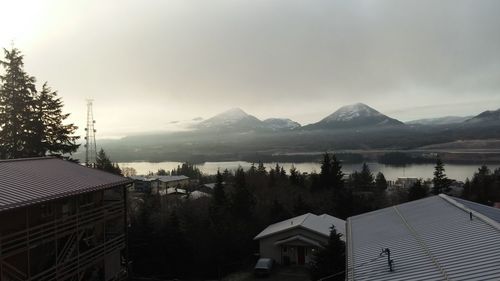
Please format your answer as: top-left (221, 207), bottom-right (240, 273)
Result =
top-left (1, 0), bottom-right (500, 138)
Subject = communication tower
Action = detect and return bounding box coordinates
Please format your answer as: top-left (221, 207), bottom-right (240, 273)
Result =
top-left (85, 99), bottom-right (97, 167)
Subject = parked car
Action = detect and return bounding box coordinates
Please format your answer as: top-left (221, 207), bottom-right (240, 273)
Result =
top-left (254, 258), bottom-right (274, 277)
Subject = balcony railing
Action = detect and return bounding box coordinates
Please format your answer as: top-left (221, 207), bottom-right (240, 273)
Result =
top-left (0, 200), bottom-right (123, 258)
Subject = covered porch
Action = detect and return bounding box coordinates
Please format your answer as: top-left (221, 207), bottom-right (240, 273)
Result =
top-left (274, 235), bottom-right (323, 266)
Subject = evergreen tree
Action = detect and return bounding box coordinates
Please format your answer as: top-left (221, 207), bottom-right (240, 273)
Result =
top-left (360, 163), bottom-right (374, 186)
top-left (95, 148), bottom-right (122, 175)
top-left (32, 83), bottom-right (79, 156)
top-left (268, 199), bottom-right (291, 224)
top-left (408, 179), bottom-right (428, 201)
top-left (289, 165), bottom-right (300, 186)
top-left (0, 48), bottom-right (79, 158)
top-left (351, 163), bottom-right (374, 190)
top-left (212, 170), bottom-right (227, 207)
top-left (375, 172), bottom-right (388, 191)
top-left (292, 195), bottom-right (310, 215)
top-left (309, 226), bottom-right (345, 281)
top-left (432, 157), bottom-right (450, 195)
top-left (462, 178), bottom-right (472, 200)
top-left (330, 154), bottom-right (345, 190)
top-left (230, 167), bottom-right (254, 219)
top-left (257, 161), bottom-right (267, 175)
top-left (157, 168), bottom-right (168, 176)
top-left (268, 167), bottom-right (276, 187)
top-left (320, 152), bottom-right (332, 188)
top-left (0, 48), bottom-right (37, 158)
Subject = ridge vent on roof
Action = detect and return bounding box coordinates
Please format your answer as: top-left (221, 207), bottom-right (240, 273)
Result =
top-left (440, 194), bottom-right (500, 232)
top-left (0, 156), bottom-right (55, 163)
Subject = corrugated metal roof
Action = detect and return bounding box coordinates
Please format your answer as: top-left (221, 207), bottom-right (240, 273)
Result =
top-left (254, 213), bottom-right (345, 240)
top-left (452, 197), bottom-right (500, 223)
top-left (347, 195), bottom-right (500, 281)
top-left (0, 157), bottom-right (132, 212)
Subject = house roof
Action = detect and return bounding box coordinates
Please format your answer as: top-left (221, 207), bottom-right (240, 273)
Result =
top-left (0, 157), bottom-right (132, 212)
top-left (274, 235), bottom-right (324, 248)
top-left (254, 213), bottom-right (345, 240)
top-left (130, 176), bottom-right (157, 182)
top-left (347, 194), bottom-right (500, 281)
top-left (157, 175), bottom-right (189, 182)
top-left (452, 197), bottom-right (500, 223)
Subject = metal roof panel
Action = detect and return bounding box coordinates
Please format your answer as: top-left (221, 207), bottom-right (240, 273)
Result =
top-left (0, 157), bottom-right (132, 212)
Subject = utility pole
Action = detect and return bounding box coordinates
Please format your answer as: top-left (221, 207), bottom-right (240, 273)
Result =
top-left (85, 99), bottom-right (97, 167)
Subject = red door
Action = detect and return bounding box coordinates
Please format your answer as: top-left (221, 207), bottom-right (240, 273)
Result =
top-left (297, 246), bottom-right (305, 265)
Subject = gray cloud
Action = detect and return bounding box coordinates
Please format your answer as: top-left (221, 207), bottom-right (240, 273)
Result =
top-left (2, 0), bottom-right (500, 137)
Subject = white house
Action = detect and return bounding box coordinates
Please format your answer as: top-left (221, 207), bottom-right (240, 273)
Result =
top-left (254, 213), bottom-right (345, 265)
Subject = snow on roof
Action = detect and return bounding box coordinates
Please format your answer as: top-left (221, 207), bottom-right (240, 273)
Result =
top-left (166, 187), bottom-right (187, 194)
top-left (189, 191), bottom-right (211, 199)
top-left (130, 176), bottom-right (157, 182)
top-left (274, 235), bottom-right (324, 248)
top-left (347, 195), bottom-right (500, 281)
top-left (157, 175), bottom-right (189, 182)
top-left (254, 213), bottom-right (345, 240)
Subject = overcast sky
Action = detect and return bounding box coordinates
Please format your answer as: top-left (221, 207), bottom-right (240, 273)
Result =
top-left (1, 0), bottom-right (500, 138)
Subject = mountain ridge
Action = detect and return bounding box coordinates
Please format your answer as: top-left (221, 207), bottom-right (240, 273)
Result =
top-left (304, 103), bottom-right (405, 130)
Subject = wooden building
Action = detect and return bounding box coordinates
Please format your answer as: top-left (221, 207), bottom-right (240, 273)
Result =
top-left (0, 157), bottom-right (132, 281)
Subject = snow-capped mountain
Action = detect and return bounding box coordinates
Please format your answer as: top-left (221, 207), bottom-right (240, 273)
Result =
top-left (196, 108), bottom-right (302, 132)
top-left (262, 118), bottom-right (301, 130)
top-left (196, 108), bottom-right (265, 131)
top-left (406, 116), bottom-right (471, 126)
top-left (306, 103), bottom-right (404, 129)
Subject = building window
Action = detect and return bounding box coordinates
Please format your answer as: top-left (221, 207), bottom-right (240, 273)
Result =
top-left (283, 246), bottom-right (287, 253)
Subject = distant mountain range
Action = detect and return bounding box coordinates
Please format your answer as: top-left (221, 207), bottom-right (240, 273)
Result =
top-left (406, 116), bottom-right (472, 126)
top-left (79, 103), bottom-right (500, 162)
top-left (193, 103), bottom-right (497, 132)
top-left (194, 103), bottom-right (406, 132)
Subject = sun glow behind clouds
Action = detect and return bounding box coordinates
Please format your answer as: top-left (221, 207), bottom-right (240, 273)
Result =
top-left (0, 0), bottom-right (45, 48)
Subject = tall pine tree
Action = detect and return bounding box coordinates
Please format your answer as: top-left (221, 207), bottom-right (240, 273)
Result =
top-left (95, 148), bottom-right (122, 175)
top-left (33, 83), bottom-right (79, 156)
top-left (432, 157), bottom-right (450, 195)
top-left (330, 154), bottom-right (345, 190)
top-left (0, 48), bottom-right (79, 158)
top-left (0, 48), bottom-right (37, 158)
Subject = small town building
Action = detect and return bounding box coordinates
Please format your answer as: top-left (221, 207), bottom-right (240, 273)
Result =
top-left (130, 175), bottom-right (190, 196)
top-left (254, 213), bottom-right (345, 266)
top-left (0, 157), bottom-right (132, 281)
top-left (129, 176), bottom-right (156, 193)
top-left (152, 175), bottom-right (190, 195)
top-left (346, 194), bottom-right (500, 280)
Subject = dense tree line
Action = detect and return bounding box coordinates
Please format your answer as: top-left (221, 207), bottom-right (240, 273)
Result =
top-left (462, 166), bottom-right (500, 205)
top-left (128, 154), bottom-right (404, 279)
top-left (0, 48), bottom-right (79, 159)
top-left (128, 153), bottom-right (499, 279)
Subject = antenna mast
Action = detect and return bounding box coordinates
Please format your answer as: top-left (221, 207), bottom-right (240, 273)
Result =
top-left (85, 99), bottom-right (97, 167)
